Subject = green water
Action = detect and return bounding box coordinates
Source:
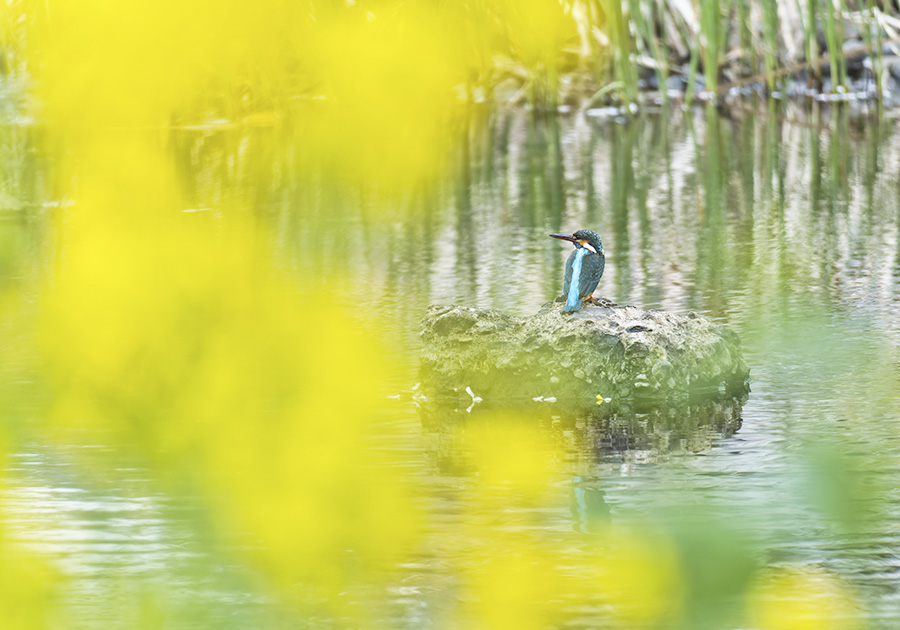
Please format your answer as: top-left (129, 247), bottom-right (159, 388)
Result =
top-left (3, 96), bottom-right (900, 628)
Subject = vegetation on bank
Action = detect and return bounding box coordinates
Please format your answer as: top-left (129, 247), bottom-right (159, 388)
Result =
top-left (4, 0), bottom-right (900, 113)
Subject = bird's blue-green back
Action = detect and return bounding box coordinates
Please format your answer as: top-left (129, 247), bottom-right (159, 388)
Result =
top-left (563, 247), bottom-right (605, 312)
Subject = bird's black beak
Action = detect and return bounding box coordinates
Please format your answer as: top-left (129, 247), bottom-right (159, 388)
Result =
top-left (549, 233), bottom-right (577, 242)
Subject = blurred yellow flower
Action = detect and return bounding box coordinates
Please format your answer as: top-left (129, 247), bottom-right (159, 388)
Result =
top-left (748, 566), bottom-right (862, 630)
top-left (466, 415), bottom-right (558, 496)
top-left (0, 519), bottom-right (61, 630)
top-left (590, 527), bottom-right (684, 627)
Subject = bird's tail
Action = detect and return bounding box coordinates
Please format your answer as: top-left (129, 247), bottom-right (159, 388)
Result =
top-left (564, 285), bottom-right (582, 312)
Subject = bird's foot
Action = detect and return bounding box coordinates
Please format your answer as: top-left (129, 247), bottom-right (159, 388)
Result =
top-left (587, 296), bottom-right (617, 307)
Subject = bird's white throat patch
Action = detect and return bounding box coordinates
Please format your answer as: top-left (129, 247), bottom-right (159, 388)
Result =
top-left (579, 240), bottom-right (598, 254)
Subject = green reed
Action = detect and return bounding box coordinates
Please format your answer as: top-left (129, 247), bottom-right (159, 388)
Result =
top-left (629, 0), bottom-right (669, 104)
top-left (822, 0), bottom-right (847, 91)
top-left (736, 0), bottom-right (754, 77)
top-left (863, 0), bottom-right (884, 95)
top-left (685, 35), bottom-right (701, 106)
top-left (804, 0), bottom-right (821, 86)
top-left (699, 0), bottom-right (722, 95)
top-left (598, 0), bottom-right (639, 105)
top-left (759, 0), bottom-right (779, 92)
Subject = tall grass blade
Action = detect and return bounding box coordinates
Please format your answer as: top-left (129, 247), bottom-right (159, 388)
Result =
top-left (864, 1), bottom-right (884, 96)
top-left (629, 0), bottom-right (669, 104)
top-left (761, 0), bottom-right (779, 92)
top-left (598, 0), bottom-right (639, 105)
top-left (699, 0), bottom-right (722, 95)
top-left (805, 0), bottom-right (821, 87)
top-left (736, 0), bottom-right (753, 74)
top-left (685, 34), bottom-right (701, 106)
top-left (822, 0), bottom-right (847, 91)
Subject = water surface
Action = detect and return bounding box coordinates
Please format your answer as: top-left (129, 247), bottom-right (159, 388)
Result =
top-left (3, 98), bottom-right (900, 628)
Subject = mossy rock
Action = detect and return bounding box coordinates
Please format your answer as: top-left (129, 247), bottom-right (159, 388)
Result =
top-left (419, 300), bottom-right (750, 405)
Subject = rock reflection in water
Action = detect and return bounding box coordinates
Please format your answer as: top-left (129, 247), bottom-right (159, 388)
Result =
top-left (418, 393), bottom-right (745, 535)
top-left (421, 395), bottom-right (743, 465)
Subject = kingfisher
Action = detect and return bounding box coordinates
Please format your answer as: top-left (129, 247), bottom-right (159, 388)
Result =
top-left (549, 229), bottom-right (605, 313)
